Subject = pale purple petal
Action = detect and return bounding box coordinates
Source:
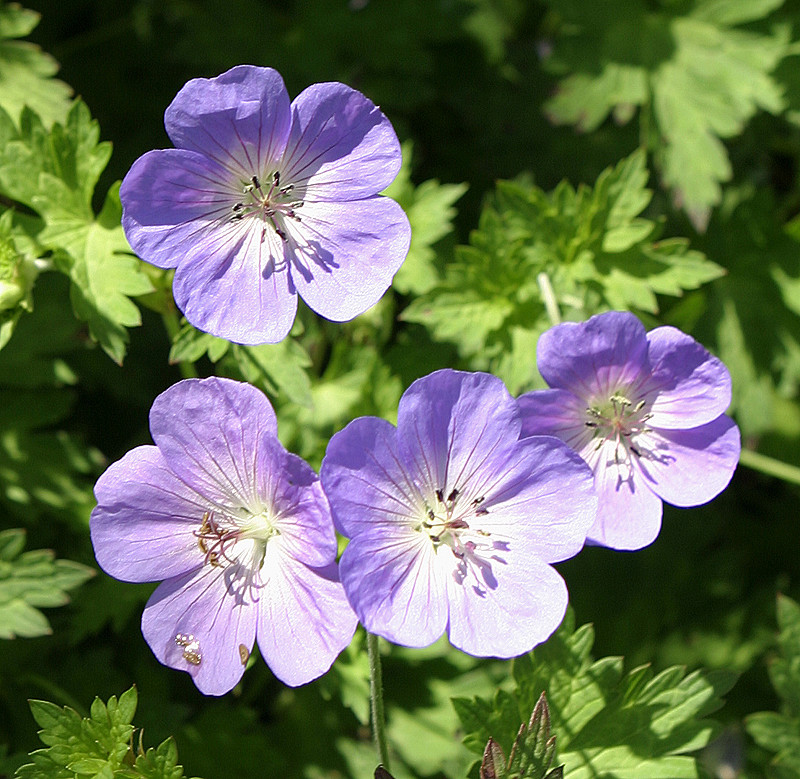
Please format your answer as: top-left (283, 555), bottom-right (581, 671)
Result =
top-left (288, 197), bottom-right (410, 321)
top-left (256, 555), bottom-right (357, 686)
top-left (481, 436), bottom-right (596, 563)
top-left (518, 388), bottom-right (595, 452)
top-left (149, 377), bottom-right (278, 508)
top-left (338, 530), bottom-right (450, 648)
top-left (165, 65), bottom-right (291, 176)
top-left (321, 416), bottom-right (421, 538)
top-left (537, 311), bottom-right (648, 398)
top-left (642, 326), bottom-right (733, 428)
top-left (282, 81), bottom-right (401, 200)
top-left (172, 221), bottom-right (299, 345)
top-left (395, 370), bottom-right (520, 498)
top-left (638, 417), bottom-right (741, 507)
top-left (259, 448), bottom-right (337, 568)
top-left (445, 557), bottom-right (568, 658)
top-left (142, 563), bottom-right (258, 696)
top-left (586, 443), bottom-right (664, 550)
top-left (90, 445), bottom-right (207, 582)
top-left (120, 149), bottom-right (236, 270)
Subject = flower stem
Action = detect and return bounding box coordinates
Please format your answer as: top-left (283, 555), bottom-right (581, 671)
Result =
top-left (739, 448), bottom-right (800, 486)
top-left (537, 272), bottom-right (561, 326)
top-left (366, 631), bottom-right (390, 770)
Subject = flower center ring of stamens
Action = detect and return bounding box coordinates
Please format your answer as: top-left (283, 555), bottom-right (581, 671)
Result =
top-left (230, 171), bottom-right (304, 243)
top-left (584, 391), bottom-right (653, 462)
top-left (194, 509), bottom-right (280, 571)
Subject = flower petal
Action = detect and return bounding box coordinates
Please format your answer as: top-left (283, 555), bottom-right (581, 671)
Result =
top-left (256, 555), bottom-right (357, 686)
top-left (120, 149), bottom-right (237, 270)
top-left (321, 415), bottom-right (420, 539)
top-left (395, 370), bottom-right (520, 499)
top-left (338, 530), bottom-right (450, 648)
top-left (172, 219), bottom-right (299, 345)
top-left (586, 442), bottom-right (664, 550)
top-left (165, 65), bottom-right (291, 178)
top-left (260, 447), bottom-right (337, 568)
top-left (148, 378), bottom-right (278, 509)
top-left (445, 556), bottom-right (568, 658)
top-left (518, 388), bottom-right (595, 452)
top-left (481, 435), bottom-right (596, 563)
top-left (643, 326), bottom-right (733, 428)
top-left (287, 197), bottom-right (410, 322)
top-left (537, 311), bottom-right (648, 398)
top-left (282, 81), bottom-right (402, 200)
top-left (90, 445), bottom-right (207, 582)
top-left (637, 416), bottom-right (741, 507)
top-left (142, 563), bottom-right (258, 696)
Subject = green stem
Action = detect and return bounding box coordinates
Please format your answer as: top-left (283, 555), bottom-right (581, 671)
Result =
top-left (536, 272), bottom-right (561, 327)
top-left (739, 448), bottom-right (800, 487)
top-left (366, 631), bottom-right (390, 770)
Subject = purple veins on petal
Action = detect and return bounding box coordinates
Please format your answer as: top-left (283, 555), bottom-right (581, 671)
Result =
top-left (120, 64), bottom-right (410, 345)
top-left (518, 310), bottom-right (741, 552)
top-left (90, 376), bottom-right (356, 696)
top-left (321, 368), bottom-right (597, 658)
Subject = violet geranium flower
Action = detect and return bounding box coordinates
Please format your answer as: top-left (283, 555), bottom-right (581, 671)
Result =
top-left (120, 65), bottom-right (411, 345)
top-left (320, 369), bottom-right (597, 658)
top-left (518, 311), bottom-right (741, 551)
top-left (90, 377), bottom-right (357, 695)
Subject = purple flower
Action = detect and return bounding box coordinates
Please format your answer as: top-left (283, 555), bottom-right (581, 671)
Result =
top-left (320, 369), bottom-right (597, 658)
top-left (120, 65), bottom-right (411, 345)
top-left (90, 377), bottom-right (357, 695)
top-left (518, 311), bottom-right (741, 551)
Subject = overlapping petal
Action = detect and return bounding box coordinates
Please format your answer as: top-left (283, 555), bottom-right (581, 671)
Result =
top-left (537, 310), bottom-right (649, 397)
top-left (643, 326), bottom-right (733, 428)
top-left (172, 221), bottom-right (299, 345)
top-left (142, 563), bottom-right (258, 696)
top-left (587, 444), bottom-right (664, 549)
top-left (256, 556), bottom-right (357, 687)
top-left (90, 445), bottom-right (207, 582)
top-left (445, 557), bottom-right (568, 658)
top-left (339, 530), bottom-right (450, 648)
top-left (395, 370), bottom-right (520, 498)
top-left (283, 81), bottom-right (402, 200)
top-left (149, 378), bottom-right (277, 508)
top-left (165, 64), bottom-right (291, 174)
top-left (641, 417), bottom-right (741, 507)
top-left (288, 197), bottom-right (411, 321)
top-left (120, 149), bottom-right (236, 269)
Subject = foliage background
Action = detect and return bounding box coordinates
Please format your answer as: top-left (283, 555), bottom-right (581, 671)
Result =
top-left (2, 0), bottom-right (800, 777)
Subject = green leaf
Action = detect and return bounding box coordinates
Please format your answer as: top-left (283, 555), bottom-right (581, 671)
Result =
top-left (0, 102), bottom-right (152, 362)
top-left (16, 688), bottom-right (193, 779)
top-left (746, 595), bottom-right (800, 777)
top-left (229, 340), bottom-right (313, 408)
top-left (543, 0), bottom-right (790, 227)
top-left (0, 528), bottom-right (93, 639)
top-left (383, 141), bottom-right (467, 295)
top-left (455, 612), bottom-right (735, 779)
top-left (168, 320), bottom-right (230, 365)
top-left (0, 2), bottom-right (72, 127)
top-left (405, 150), bottom-right (723, 392)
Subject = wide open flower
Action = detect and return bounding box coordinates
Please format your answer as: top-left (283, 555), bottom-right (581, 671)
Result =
top-left (321, 369), bottom-right (597, 658)
top-left (120, 65), bottom-right (410, 345)
top-left (90, 377), bottom-right (357, 695)
top-left (518, 311), bottom-right (741, 551)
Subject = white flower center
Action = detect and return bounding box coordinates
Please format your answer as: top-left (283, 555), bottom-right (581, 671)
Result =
top-left (194, 508), bottom-right (280, 572)
top-left (415, 487), bottom-right (508, 593)
top-left (584, 390), bottom-right (653, 465)
top-left (229, 171), bottom-right (304, 243)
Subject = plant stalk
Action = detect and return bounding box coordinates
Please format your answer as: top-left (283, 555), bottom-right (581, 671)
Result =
top-left (366, 631), bottom-right (390, 770)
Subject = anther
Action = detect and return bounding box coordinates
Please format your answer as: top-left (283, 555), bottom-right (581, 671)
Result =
top-left (447, 488), bottom-right (459, 502)
top-left (435, 489), bottom-right (444, 503)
